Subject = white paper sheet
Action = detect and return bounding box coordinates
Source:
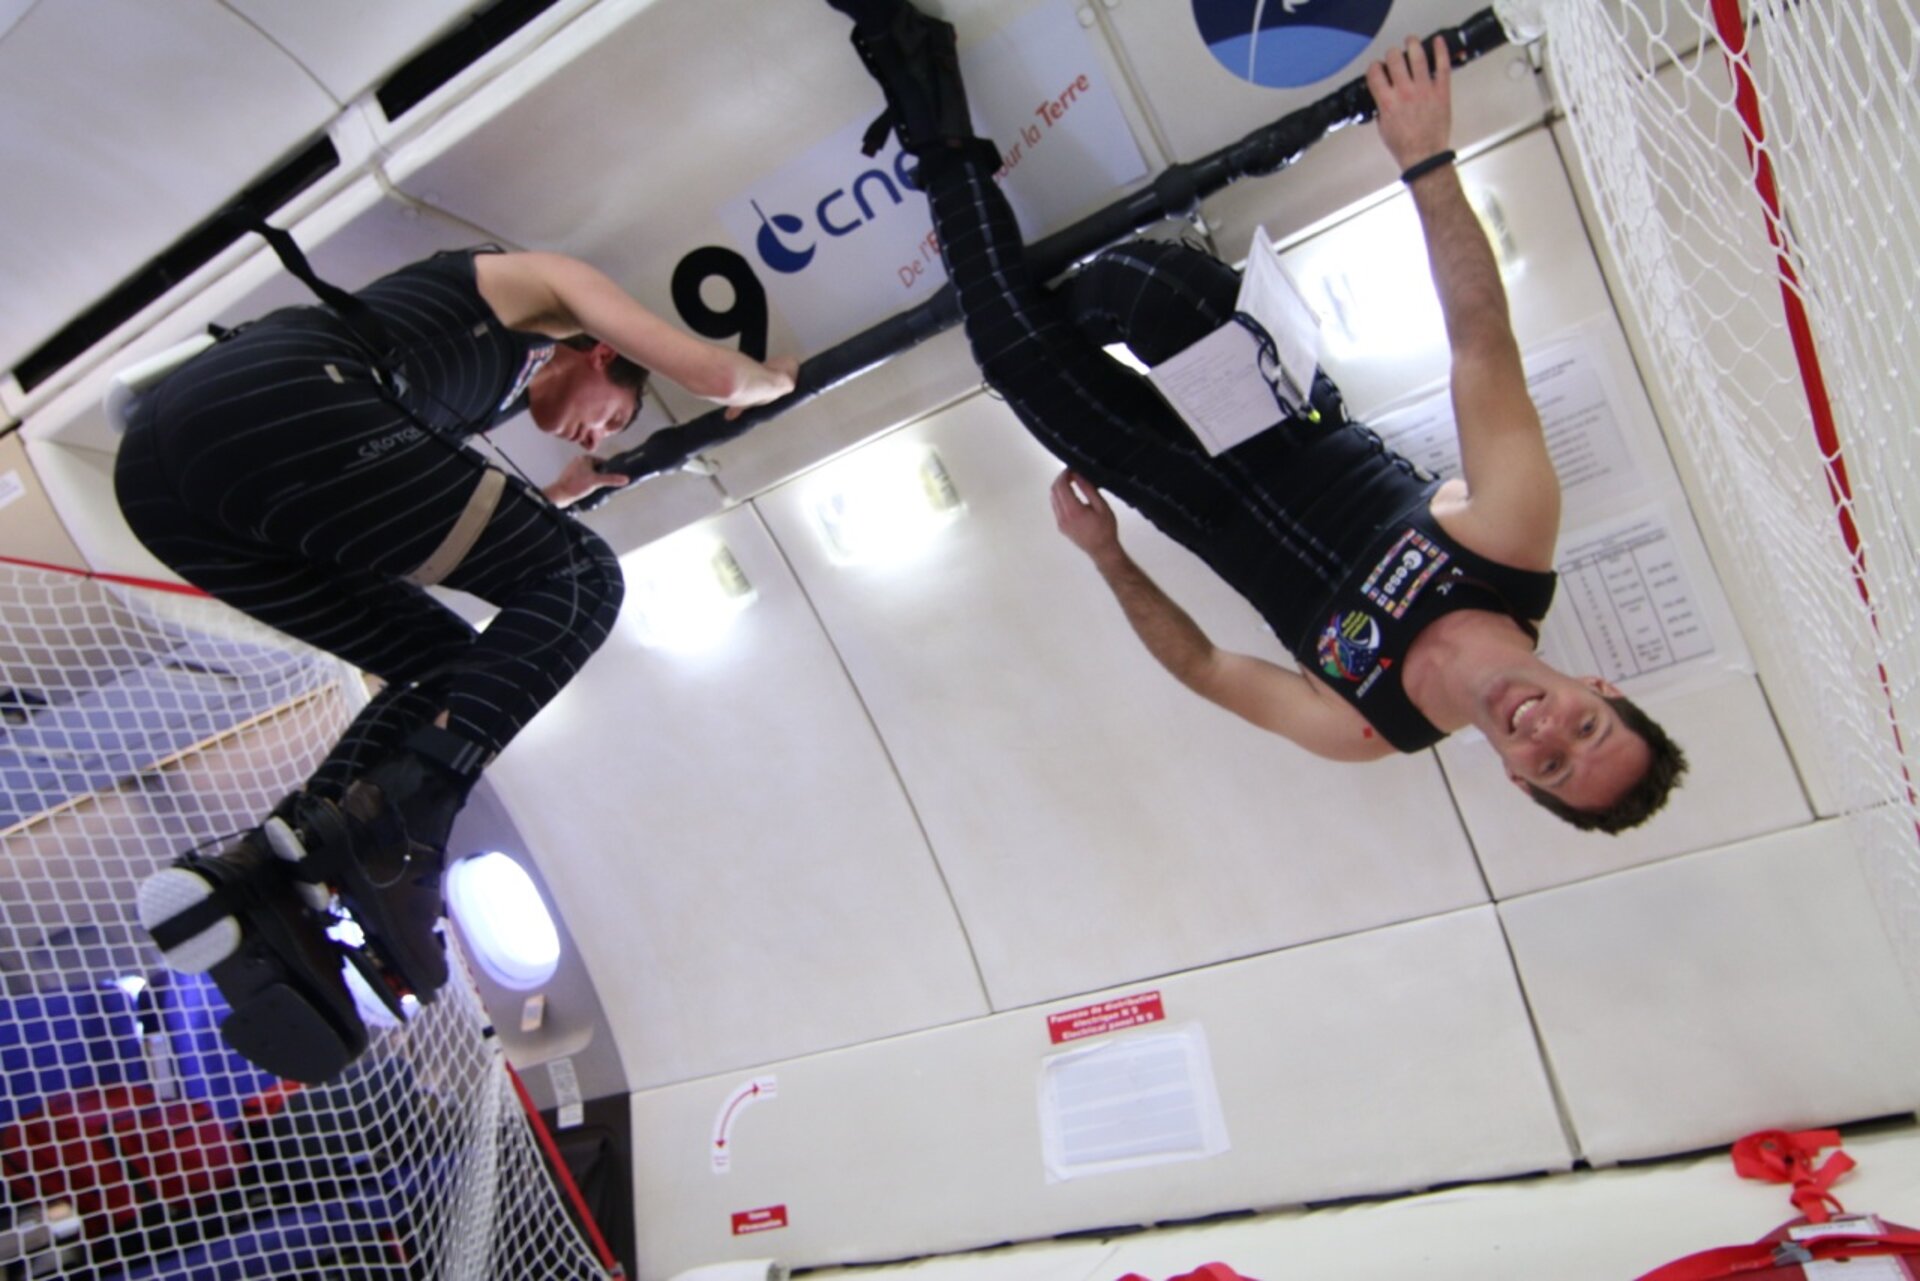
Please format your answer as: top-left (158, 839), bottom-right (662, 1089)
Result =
top-left (1538, 507), bottom-right (1716, 685)
top-left (1147, 226), bottom-right (1322, 455)
top-left (1037, 1023), bottom-right (1230, 1183)
top-left (1146, 322), bottom-right (1278, 455)
top-left (1368, 332), bottom-right (1642, 508)
top-left (1242, 224), bottom-right (1322, 414)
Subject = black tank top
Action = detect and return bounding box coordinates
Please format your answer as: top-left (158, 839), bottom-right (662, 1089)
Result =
top-left (1295, 504), bottom-right (1558, 753)
top-left (349, 249), bottom-right (555, 438)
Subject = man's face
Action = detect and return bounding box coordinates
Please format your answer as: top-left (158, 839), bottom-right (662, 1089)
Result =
top-left (1491, 673), bottom-right (1652, 813)
top-left (527, 344), bottom-right (638, 450)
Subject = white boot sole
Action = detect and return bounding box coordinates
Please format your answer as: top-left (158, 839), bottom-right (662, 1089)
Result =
top-left (264, 816), bottom-right (333, 912)
top-left (137, 867), bottom-right (241, 973)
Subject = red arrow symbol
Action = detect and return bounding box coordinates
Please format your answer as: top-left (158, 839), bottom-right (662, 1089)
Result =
top-left (714, 1084), bottom-right (761, 1146)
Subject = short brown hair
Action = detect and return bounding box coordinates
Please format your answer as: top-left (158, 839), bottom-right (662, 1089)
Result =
top-left (560, 335), bottom-right (651, 400)
top-left (1525, 693), bottom-right (1687, 834)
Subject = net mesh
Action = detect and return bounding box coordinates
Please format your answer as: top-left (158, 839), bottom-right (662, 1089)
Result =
top-left (0, 560), bottom-right (613, 1279)
top-left (1540, 0), bottom-right (1920, 986)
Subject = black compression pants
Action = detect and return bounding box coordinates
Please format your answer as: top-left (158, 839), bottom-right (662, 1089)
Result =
top-left (920, 143), bottom-right (1430, 649)
top-left (114, 313), bottom-right (623, 801)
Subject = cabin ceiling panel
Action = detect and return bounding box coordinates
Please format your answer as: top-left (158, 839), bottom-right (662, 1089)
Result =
top-left (381, 0), bottom-right (856, 295)
top-left (0, 0), bottom-right (338, 372)
top-left (486, 502), bottom-right (988, 1088)
top-left (218, 0), bottom-right (485, 105)
top-left (1500, 823), bottom-right (1920, 1164)
top-left (20, 179), bottom-right (485, 453)
top-left (755, 397), bottom-right (1488, 1012)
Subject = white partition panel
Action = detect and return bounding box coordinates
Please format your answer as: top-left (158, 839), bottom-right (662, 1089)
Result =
top-left (628, 907), bottom-right (1570, 1279)
top-left (1501, 822), bottom-right (1920, 1165)
top-left (487, 503), bottom-right (987, 1088)
top-left (754, 397), bottom-right (1486, 1011)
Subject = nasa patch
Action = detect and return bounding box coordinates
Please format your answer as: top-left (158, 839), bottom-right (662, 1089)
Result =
top-left (1317, 609), bottom-right (1382, 683)
top-left (1191, 0), bottom-right (1394, 89)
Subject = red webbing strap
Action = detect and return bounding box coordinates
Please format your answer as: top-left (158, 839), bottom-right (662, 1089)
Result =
top-left (0, 552), bottom-right (208, 598)
top-left (1731, 1130), bottom-right (1855, 1223)
top-left (504, 1059), bottom-right (624, 1279)
top-left (1639, 1230), bottom-right (1920, 1280)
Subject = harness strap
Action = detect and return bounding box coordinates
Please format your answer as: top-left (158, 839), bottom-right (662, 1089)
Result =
top-left (1638, 1229), bottom-right (1920, 1279)
top-left (227, 207), bottom-right (401, 364)
top-left (405, 469), bottom-right (507, 586)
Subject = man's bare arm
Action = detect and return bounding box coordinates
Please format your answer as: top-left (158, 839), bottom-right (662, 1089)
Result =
top-left (1369, 39), bottom-right (1560, 568)
top-left (1052, 472), bottom-right (1393, 762)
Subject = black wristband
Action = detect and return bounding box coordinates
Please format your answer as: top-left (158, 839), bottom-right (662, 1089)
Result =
top-left (1400, 149), bottom-right (1457, 185)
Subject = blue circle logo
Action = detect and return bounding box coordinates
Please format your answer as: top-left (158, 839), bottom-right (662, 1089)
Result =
top-left (1192, 0), bottom-right (1393, 89)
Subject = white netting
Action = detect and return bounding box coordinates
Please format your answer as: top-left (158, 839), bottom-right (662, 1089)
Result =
top-left (0, 560), bottom-right (614, 1279)
top-left (1541, 0), bottom-right (1920, 985)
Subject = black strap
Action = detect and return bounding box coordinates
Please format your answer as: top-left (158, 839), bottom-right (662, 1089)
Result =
top-left (147, 888), bottom-right (236, 953)
top-left (225, 206), bottom-right (402, 366)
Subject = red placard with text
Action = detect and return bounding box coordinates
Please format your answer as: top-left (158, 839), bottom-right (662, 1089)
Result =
top-left (731, 1204), bottom-right (788, 1236)
top-left (1047, 991), bottom-right (1165, 1044)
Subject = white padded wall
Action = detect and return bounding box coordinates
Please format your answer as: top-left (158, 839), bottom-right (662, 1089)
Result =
top-left (485, 502), bottom-right (988, 1088)
top-left (1501, 821), bottom-right (1920, 1163)
top-left (628, 907), bottom-right (1570, 1278)
top-left (754, 398), bottom-right (1487, 1010)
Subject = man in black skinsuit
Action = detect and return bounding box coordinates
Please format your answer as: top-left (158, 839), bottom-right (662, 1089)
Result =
top-left (825, 0), bottom-right (1685, 833)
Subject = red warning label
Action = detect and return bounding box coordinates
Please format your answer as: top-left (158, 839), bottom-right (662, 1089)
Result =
top-left (1047, 991), bottom-right (1165, 1044)
top-left (731, 1204), bottom-right (789, 1236)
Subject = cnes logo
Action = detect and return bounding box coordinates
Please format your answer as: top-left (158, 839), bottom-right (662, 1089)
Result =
top-left (746, 150), bottom-right (920, 275)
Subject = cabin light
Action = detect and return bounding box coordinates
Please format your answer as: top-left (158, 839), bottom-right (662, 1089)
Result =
top-left (446, 851), bottom-right (562, 992)
top-left (620, 530), bottom-right (756, 652)
top-left (111, 974), bottom-right (147, 1000)
top-left (811, 441), bottom-right (963, 565)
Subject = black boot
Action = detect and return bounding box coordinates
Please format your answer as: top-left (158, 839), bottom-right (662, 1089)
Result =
top-left (138, 826), bottom-right (369, 1084)
top-left (829, 0), bottom-right (975, 157)
top-left (272, 724), bottom-right (487, 1006)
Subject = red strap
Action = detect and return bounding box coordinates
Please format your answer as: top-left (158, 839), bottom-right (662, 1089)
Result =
top-left (1731, 1131), bottom-right (1855, 1223)
top-left (1639, 1230), bottom-right (1920, 1280)
top-left (1115, 1267), bottom-right (1260, 1281)
top-left (0, 552), bottom-right (208, 597)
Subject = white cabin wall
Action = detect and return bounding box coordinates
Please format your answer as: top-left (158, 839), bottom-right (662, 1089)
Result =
top-left (4, 3), bottom-right (1917, 1278)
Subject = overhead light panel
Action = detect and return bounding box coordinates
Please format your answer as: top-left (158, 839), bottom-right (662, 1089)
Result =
top-left (811, 441), bottom-right (964, 565)
top-left (621, 530), bottom-right (756, 652)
